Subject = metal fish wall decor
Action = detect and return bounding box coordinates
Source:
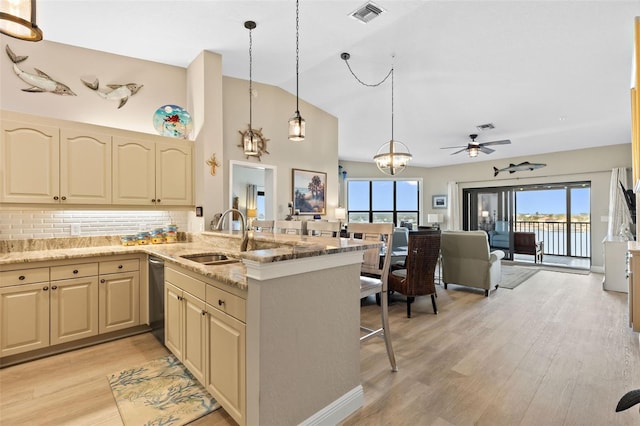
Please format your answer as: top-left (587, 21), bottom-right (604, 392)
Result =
top-left (493, 161), bottom-right (546, 177)
top-left (5, 45), bottom-right (76, 96)
top-left (81, 78), bottom-right (143, 109)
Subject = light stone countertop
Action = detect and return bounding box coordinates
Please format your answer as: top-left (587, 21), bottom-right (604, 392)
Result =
top-left (0, 231), bottom-right (379, 291)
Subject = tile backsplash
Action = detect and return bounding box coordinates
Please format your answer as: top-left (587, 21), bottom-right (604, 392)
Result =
top-left (0, 210), bottom-right (189, 240)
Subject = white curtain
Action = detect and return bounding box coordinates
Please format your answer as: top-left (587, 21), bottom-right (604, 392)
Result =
top-left (447, 181), bottom-right (461, 230)
top-left (607, 167), bottom-right (632, 238)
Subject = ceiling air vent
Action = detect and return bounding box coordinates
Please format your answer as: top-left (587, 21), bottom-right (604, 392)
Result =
top-left (476, 123), bottom-right (495, 131)
top-left (350, 2), bottom-right (384, 24)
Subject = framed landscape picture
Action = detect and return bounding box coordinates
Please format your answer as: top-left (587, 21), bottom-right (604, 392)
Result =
top-left (432, 194), bottom-right (447, 209)
top-left (292, 169), bottom-right (326, 215)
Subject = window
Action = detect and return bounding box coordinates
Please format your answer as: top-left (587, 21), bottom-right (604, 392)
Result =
top-left (346, 179), bottom-right (421, 226)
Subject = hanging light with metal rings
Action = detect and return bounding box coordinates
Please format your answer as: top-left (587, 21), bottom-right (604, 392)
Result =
top-left (341, 52), bottom-right (412, 176)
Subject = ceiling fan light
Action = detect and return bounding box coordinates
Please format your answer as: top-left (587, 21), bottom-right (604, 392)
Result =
top-left (374, 140), bottom-right (412, 175)
top-left (288, 111), bottom-right (305, 141)
top-left (468, 146), bottom-right (479, 157)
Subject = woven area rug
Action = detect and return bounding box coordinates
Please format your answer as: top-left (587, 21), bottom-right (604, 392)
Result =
top-left (500, 265), bottom-right (539, 289)
top-left (108, 354), bottom-right (220, 426)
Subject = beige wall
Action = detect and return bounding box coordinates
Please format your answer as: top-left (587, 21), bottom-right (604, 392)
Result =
top-left (221, 76), bottom-right (339, 221)
top-left (0, 35), bottom-right (186, 133)
top-left (1, 36), bottom-right (339, 233)
top-left (340, 143), bottom-right (633, 268)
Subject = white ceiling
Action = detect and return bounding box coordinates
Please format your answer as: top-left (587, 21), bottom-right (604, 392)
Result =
top-left (36, 0), bottom-right (640, 168)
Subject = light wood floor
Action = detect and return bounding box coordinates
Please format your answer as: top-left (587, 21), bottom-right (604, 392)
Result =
top-left (1, 270), bottom-right (639, 425)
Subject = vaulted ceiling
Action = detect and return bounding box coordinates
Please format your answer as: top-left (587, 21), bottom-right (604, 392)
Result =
top-left (37, 0), bottom-right (640, 167)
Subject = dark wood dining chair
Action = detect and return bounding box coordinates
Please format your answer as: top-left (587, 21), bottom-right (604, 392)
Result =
top-left (388, 232), bottom-right (441, 318)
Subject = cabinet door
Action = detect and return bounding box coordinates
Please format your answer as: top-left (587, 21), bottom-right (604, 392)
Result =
top-left (60, 129), bottom-right (112, 204)
top-left (165, 282), bottom-right (183, 359)
top-left (50, 276), bottom-right (99, 345)
top-left (0, 283), bottom-right (50, 357)
top-left (98, 271), bottom-right (140, 333)
top-left (183, 291), bottom-right (206, 385)
top-left (156, 142), bottom-right (193, 206)
top-left (206, 305), bottom-right (246, 425)
top-left (0, 120), bottom-right (59, 203)
top-left (112, 137), bottom-right (155, 205)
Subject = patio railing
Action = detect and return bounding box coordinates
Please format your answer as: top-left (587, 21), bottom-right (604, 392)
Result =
top-left (514, 221), bottom-right (591, 258)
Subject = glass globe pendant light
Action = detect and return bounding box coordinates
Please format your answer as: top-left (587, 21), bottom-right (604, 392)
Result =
top-left (288, 0), bottom-right (305, 141)
top-left (243, 20), bottom-right (259, 156)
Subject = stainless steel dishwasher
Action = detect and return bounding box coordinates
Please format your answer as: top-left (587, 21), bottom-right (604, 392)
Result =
top-left (148, 256), bottom-right (165, 345)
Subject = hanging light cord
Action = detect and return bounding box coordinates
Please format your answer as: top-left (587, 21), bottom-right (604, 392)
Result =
top-left (341, 57), bottom-right (393, 88)
top-left (295, 0), bottom-right (300, 113)
top-left (342, 53), bottom-right (395, 140)
top-left (248, 24), bottom-right (253, 131)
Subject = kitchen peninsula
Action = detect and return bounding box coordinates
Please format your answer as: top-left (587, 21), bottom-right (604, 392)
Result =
top-left (0, 231), bottom-right (377, 425)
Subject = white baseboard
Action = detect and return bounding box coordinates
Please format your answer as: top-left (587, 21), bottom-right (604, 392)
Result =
top-left (300, 385), bottom-right (364, 426)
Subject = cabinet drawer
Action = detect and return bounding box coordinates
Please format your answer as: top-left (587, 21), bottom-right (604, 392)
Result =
top-left (206, 284), bottom-right (246, 323)
top-left (99, 258), bottom-right (139, 275)
top-left (165, 267), bottom-right (205, 300)
top-left (51, 262), bottom-right (98, 281)
top-left (0, 268), bottom-right (49, 287)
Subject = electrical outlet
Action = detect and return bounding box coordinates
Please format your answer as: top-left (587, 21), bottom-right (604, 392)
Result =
top-left (71, 223), bottom-right (81, 236)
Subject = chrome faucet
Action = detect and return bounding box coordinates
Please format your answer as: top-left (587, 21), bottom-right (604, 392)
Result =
top-left (214, 208), bottom-right (249, 252)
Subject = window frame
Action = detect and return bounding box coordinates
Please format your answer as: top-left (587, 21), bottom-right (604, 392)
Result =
top-left (345, 177), bottom-right (423, 226)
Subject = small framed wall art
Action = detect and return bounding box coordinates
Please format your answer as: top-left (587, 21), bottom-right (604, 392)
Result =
top-left (432, 194), bottom-right (447, 209)
top-left (292, 169), bottom-right (326, 215)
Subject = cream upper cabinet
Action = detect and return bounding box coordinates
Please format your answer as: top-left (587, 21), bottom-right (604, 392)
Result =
top-left (0, 121), bottom-right (112, 204)
top-left (1, 111), bottom-right (193, 207)
top-left (113, 137), bottom-right (193, 206)
top-left (156, 142), bottom-right (193, 206)
top-left (112, 137), bottom-right (156, 205)
top-left (60, 129), bottom-right (112, 204)
top-left (1, 120), bottom-right (60, 203)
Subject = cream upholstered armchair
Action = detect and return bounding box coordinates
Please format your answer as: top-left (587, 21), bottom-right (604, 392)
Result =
top-left (441, 230), bottom-right (505, 296)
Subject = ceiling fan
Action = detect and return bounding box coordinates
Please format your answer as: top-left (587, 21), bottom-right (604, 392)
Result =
top-left (441, 134), bottom-right (511, 157)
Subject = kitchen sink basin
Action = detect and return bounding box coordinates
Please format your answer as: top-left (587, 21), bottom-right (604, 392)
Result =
top-left (180, 253), bottom-right (240, 266)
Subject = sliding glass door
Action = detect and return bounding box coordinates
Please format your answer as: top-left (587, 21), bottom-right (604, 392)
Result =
top-left (463, 187), bottom-right (516, 259)
top-left (464, 182), bottom-right (591, 264)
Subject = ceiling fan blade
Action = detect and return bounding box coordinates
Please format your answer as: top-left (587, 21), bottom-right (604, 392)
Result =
top-left (450, 147), bottom-right (469, 155)
top-left (480, 139), bottom-right (511, 147)
top-left (479, 146), bottom-right (495, 154)
top-left (440, 145), bottom-right (467, 150)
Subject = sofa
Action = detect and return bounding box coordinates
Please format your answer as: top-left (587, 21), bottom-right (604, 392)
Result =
top-left (441, 230), bottom-right (505, 296)
top-left (488, 220), bottom-right (509, 249)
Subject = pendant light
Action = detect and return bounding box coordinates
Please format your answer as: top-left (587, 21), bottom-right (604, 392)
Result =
top-left (288, 0), bottom-right (305, 141)
top-left (0, 0), bottom-right (43, 41)
top-left (341, 52), bottom-right (412, 176)
top-left (243, 20), bottom-right (259, 156)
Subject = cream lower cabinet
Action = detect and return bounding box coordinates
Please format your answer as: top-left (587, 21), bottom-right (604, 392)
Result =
top-left (164, 281), bottom-right (207, 384)
top-left (98, 259), bottom-right (140, 334)
top-left (165, 266), bottom-right (246, 426)
top-left (49, 262), bottom-right (100, 345)
top-left (0, 256), bottom-right (143, 360)
top-left (0, 281), bottom-right (51, 357)
top-left (205, 302), bottom-right (246, 425)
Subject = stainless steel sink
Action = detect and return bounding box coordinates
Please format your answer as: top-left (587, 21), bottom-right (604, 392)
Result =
top-left (180, 253), bottom-right (240, 266)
